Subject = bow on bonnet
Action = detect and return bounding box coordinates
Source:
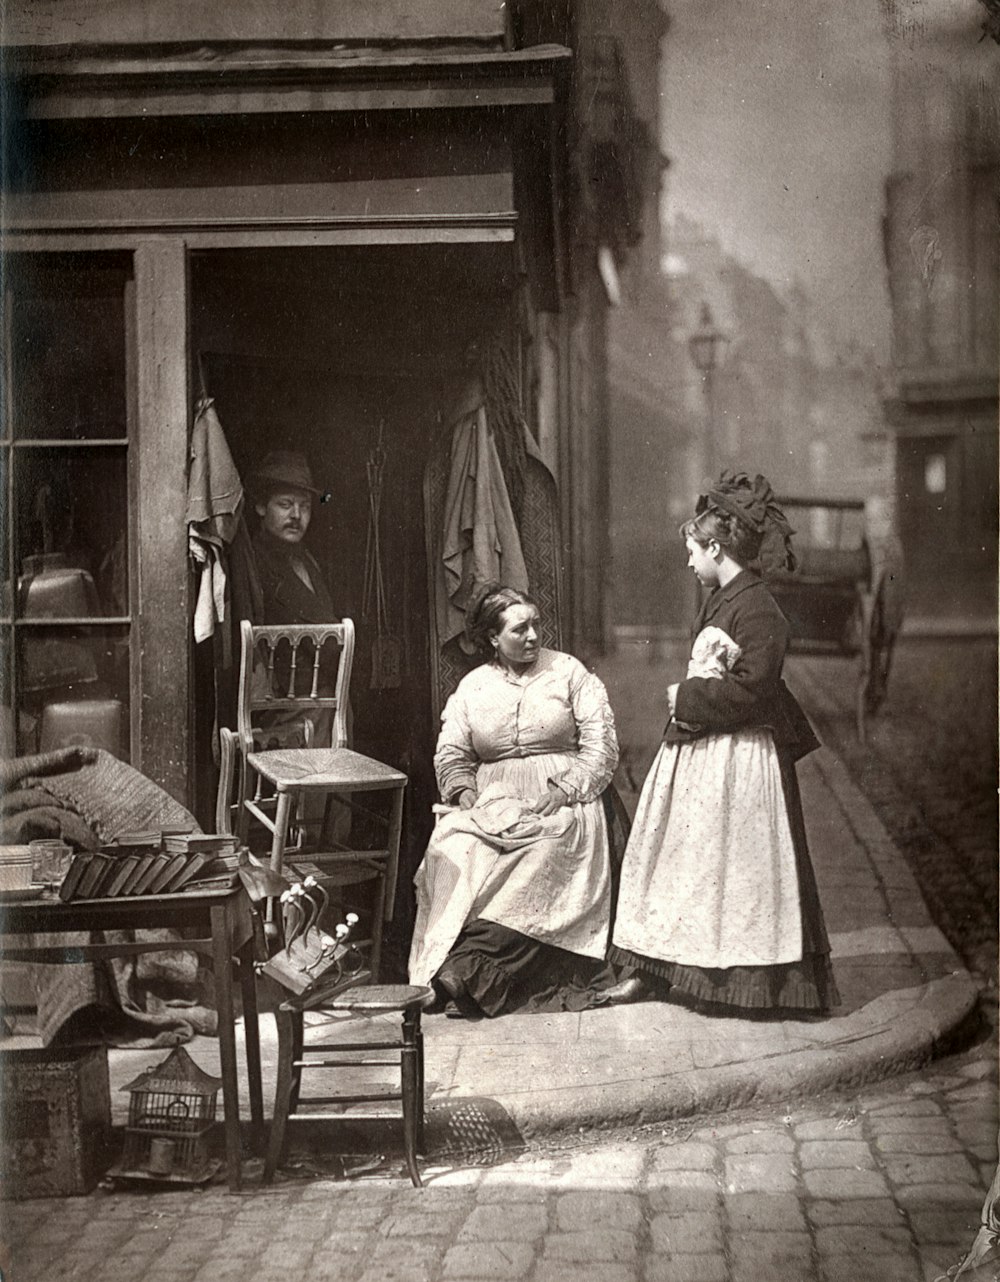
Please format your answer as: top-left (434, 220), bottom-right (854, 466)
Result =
top-left (696, 470), bottom-right (798, 575)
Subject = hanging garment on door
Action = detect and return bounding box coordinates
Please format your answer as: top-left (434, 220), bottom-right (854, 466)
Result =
top-left (437, 377), bottom-right (528, 649)
top-left (186, 398), bottom-right (244, 644)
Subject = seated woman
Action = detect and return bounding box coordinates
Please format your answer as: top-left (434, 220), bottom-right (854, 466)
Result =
top-left (408, 583), bottom-right (619, 1018)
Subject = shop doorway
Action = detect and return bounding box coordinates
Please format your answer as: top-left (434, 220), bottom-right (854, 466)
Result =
top-left (189, 244), bottom-right (515, 973)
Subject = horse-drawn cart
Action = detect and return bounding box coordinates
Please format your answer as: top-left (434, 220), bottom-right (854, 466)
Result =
top-left (768, 496), bottom-right (905, 742)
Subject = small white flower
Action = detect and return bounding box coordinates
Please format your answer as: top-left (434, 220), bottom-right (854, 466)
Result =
top-left (304, 875), bottom-right (317, 888)
top-left (335, 924), bottom-right (349, 939)
top-left (320, 934), bottom-right (335, 947)
top-left (345, 913), bottom-right (359, 926)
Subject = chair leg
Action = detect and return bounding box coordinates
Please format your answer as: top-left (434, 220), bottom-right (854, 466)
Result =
top-left (401, 1009), bottom-right (423, 1188)
top-left (235, 756), bottom-right (251, 846)
top-left (265, 789), bottom-right (295, 943)
top-left (415, 1019), bottom-right (426, 1154)
top-left (288, 1009), bottom-right (304, 1114)
top-left (270, 790), bottom-right (294, 874)
top-left (264, 1008), bottom-right (296, 1184)
top-left (369, 871), bottom-right (387, 984)
top-left (383, 785), bottom-right (405, 921)
top-left (318, 793), bottom-right (337, 848)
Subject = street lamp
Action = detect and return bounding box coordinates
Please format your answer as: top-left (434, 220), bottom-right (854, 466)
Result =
top-left (687, 301), bottom-right (727, 480)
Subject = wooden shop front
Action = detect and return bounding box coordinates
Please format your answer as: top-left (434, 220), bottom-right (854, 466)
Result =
top-left (2, 2), bottom-right (593, 966)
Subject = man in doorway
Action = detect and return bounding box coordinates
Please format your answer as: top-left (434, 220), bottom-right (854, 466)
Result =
top-left (252, 450), bottom-right (336, 626)
top-left (251, 451), bottom-right (341, 749)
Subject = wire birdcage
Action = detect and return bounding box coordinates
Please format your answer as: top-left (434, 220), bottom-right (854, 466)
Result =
top-left (112, 1046), bottom-right (222, 1184)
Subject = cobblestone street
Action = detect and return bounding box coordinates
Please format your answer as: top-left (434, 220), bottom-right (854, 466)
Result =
top-left (7, 1031), bottom-right (996, 1282)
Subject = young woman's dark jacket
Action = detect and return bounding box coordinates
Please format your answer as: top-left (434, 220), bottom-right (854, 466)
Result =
top-left (666, 569), bottom-right (819, 763)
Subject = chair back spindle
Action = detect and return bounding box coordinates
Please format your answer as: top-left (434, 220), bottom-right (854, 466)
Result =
top-left (236, 619), bottom-right (354, 756)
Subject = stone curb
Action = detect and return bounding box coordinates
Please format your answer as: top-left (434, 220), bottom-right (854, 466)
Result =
top-left (429, 719), bottom-right (983, 1143)
top-left (446, 971), bottom-right (981, 1141)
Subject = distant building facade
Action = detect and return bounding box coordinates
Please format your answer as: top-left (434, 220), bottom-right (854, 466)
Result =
top-left (610, 211), bottom-right (884, 634)
top-left (881, 7), bottom-right (999, 620)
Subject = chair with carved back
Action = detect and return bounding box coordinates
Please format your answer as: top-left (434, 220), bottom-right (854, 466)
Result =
top-left (216, 618), bottom-right (406, 978)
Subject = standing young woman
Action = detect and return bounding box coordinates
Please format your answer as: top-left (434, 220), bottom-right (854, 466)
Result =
top-left (609, 472), bottom-right (840, 1015)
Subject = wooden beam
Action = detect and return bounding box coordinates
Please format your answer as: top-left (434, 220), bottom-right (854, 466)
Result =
top-left (2, 225), bottom-right (516, 252)
top-left (4, 0), bottom-right (509, 47)
top-left (5, 176), bottom-right (517, 234)
top-left (21, 79), bottom-right (554, 119)
top-left (181, 226), bottom-right (514, 249)
top-left (13, 46), bottom-right (570, 78)
top-left (134, 238), bottom-right (189, 805)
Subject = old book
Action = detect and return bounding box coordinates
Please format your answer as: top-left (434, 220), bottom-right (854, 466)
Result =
top-left (113, 830), bottom-right (164, 849)
top-left (57, 853), bottom-right (93, 902)
top-left (163, 833), bottom-right (238, 856)
top-left (119, 852), bottom-right (156, 895)
top-left (163, 852), bottom-right (211, 893)
top-left (76, 853), bottom-right (114, 899)
top-left (180, 870), bottom-right (239, 893)
top-left (103, 854), bottom-right (141, 898)
top-left (147, 852), bottom-right (191, 894)
top-left (131, 852), bottom-right (172, 895)
top-left (91, 852), bottom-right (133, 898)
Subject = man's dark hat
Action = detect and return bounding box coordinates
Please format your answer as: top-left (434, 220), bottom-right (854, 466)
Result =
top-left (252, 451), bottom-right (321, 497)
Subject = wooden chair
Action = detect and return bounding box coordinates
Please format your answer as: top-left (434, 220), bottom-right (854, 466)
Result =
top-left (216, 619), bottom-right (407, 978)
top-left (263, 980), bottom-right (435, 1188)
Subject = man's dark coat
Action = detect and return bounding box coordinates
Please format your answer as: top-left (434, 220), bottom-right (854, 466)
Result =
top-left (252, 529), bottom-right (336, 627)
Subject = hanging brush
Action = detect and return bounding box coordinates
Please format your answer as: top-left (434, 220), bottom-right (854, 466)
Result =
top-left (361, 419), bottom-right (401, 690)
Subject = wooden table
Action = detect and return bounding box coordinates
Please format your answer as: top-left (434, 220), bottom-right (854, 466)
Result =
top-left (0, 886), bottom-right (264, 1192)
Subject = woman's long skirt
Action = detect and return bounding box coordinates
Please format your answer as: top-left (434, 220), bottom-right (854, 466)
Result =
top-left (609, 731), bottom-right (839, 1014)
top-left (408, 751), bottom-right (614, 1016)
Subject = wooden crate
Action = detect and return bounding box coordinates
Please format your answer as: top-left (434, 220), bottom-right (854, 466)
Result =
top-left (1, 1046), bottom-right (112, 1198)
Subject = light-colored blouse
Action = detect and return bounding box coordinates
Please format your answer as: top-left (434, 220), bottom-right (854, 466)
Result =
top-left (434, 649), bottom-right (619, 806)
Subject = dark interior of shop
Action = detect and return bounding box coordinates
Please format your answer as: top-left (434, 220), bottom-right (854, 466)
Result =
top-left (189, 244), bottom-right (515, 971)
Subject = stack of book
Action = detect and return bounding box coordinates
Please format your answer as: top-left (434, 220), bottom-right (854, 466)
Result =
top-left (58, 833), bottom-right (242, 901)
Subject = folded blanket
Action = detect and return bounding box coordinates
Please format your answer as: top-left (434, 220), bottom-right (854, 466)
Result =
top-left (0, 748), bottom-right (104, 847)
top-left (14, 746), bottom-right (197, 843)
top-left (1, 748), bottom-right (218, 1047)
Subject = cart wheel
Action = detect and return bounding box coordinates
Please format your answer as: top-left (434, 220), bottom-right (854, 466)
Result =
top-left (841, 595), bottom-right (865, 656)
top-left (855, 669), bottom-right (869, 744)
top-left (854, 592), bottom-right (876, 742)
top-left (865, 634), bottom-right (897, 717)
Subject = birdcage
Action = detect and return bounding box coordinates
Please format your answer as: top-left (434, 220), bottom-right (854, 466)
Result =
top-left (109, 1046), bottom-right (222, 1184)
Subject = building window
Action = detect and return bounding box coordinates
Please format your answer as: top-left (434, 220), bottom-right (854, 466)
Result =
top-left (2, 253), bottom-right (134, 759)
top-left (924, 453), bottom-right (947, 495)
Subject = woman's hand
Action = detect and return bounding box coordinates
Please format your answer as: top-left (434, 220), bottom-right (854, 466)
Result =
top-left (457, 788), bottom-right (478, 810)
top-left (530, 784), bottom-right (569, 816)
top-left (666, 682), bottom-right (680, 720)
